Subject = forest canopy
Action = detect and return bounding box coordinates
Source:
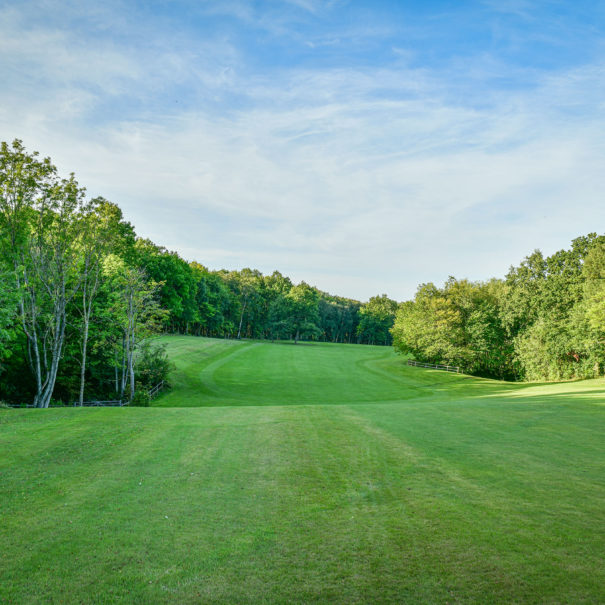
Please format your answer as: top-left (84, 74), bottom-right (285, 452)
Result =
top-left (1, 139), bottom-right (603, 406)
top-left (0, 140), bottom-right (396, 407)
top-left (391, 234), bottom-right (605, 381)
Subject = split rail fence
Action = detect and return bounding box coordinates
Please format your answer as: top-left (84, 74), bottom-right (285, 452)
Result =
top-left (407, 360), bottom-right (461, 373)
top-left (5, 380), bottom-right (166, 408)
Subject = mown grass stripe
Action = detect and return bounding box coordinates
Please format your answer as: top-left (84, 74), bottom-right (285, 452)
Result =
top-left (1, 335), bottom-right (604, 603)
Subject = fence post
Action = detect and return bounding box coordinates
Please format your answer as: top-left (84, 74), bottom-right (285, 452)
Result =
top-left (407, 359), bottom-right (460, 374)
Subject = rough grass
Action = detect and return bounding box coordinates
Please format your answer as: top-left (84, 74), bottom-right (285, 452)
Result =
top-left (1, 335), bottom-right (604, 603)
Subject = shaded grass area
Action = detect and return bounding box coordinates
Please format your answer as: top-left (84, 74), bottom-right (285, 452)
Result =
top-left (1, 335), bottom-right (604, 603)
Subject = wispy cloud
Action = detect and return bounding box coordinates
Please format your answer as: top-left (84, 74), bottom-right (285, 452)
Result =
top-left (480, 0), bottom-right (536, 19)
top-left (1, 0), bottom-right (604, 300)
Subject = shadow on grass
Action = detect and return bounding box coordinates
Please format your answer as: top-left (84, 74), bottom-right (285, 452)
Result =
top-left (265, 340), bottom-right (316, 346)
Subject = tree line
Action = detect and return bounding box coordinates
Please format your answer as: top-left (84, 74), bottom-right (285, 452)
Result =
top-left (0, 140), bottom-right (397, 407)
top-left (3, 139), bottom-right (600, 404)
top-left (391, 234), bottom-right (605, 381)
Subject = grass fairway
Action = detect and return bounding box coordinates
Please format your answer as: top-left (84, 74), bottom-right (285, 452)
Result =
top-left (1, 336), bottom-right (604, 603)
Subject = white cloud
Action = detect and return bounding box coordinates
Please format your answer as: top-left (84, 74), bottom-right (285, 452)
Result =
top-left (480, 0), bottom-right (536, 19)
top-left (1, 2), bottom-right (604, 301)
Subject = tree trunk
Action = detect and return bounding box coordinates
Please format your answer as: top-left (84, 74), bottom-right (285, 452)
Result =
top-left (34, 299), bottom-right (67, 408)
top-left (79, 317), bottom-right (89, 406)
top-left (128, 348), bottom-right (135, 402)
top-left (237, 299), bottom-right (247, 339)
top-left (120, 333), bottom-right (127, 399)
top-left (114, 356), bottom-right (119, 395)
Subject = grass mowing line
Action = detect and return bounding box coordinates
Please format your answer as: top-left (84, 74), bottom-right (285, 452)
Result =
top-left (1, 335), bottom-right (604, 603)
top-left (198, 341), bottom-right (264, 401)
top-left (156, 337), bottom-right (254, 406)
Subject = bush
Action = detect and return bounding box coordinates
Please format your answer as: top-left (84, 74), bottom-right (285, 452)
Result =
top-left (130, 388), bottom-right (151, 407)
top-left (135, 341), bottom-right (173, 390)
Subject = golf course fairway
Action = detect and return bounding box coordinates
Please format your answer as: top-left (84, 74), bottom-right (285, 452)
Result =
top-left (1, 335), bottom-right (604, 603)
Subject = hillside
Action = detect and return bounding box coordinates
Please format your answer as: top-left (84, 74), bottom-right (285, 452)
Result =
top-left (156, 335), bottom-right (605, 407)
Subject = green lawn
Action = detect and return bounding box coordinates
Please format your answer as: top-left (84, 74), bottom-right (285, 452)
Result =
top-left (1, 335), bottom-right (604, 603)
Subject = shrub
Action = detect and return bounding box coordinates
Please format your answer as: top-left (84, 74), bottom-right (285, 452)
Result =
top-left (130, 388), bottom-right (151, 407)
top-left (135, 341), bottom-right (173, 390)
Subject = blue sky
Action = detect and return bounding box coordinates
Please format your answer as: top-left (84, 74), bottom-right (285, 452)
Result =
top-left (1, 0), bottom-right (604, 300)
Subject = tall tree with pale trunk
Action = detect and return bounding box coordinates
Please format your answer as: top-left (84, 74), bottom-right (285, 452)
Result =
top-left (75, 199), bottom-right (126, 405)
top-left (0, 140), bottom-right (85, 407)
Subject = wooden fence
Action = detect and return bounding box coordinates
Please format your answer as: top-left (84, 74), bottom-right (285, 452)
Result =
top-left (407, 359), bottom-right (461, 373)
top-left (4, 381), bottom-right (166, 408)
top-left (147, 380), bottom-right (165, 400)
top-left (75, 399), bottom-right (125, 407)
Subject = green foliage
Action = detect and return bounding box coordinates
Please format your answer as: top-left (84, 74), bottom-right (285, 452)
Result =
top-left (0, 140), bottom-right (87, 406)
top-left (357, 294), bottom-right (397, 345)
top-left (3, 138), bottom-right (603, 393)
top-left (0, 139), bottom-right (386, 404)
top-left (135, 239), bottom-right (198, 331)
top-left (135, 341), bottom-right (172, 390)
top-left (392, 282), bottom-right (466, 366)
top-left (129, 387), bottom-right (151, 407)
top-left (0, 271), bottom-right (18, 367)
top-left (318, 295), bottom-right (360, 343)
top-left (583, 242), bottom-right (605, 336)
top-left (392, 278), bottom-right (516, 379)
top-left (393, 235), bottom-right (605, 381)
top-left (285, 282), bottom-right (321, 343)
top-left (506, 235), bottom-right (605, 380)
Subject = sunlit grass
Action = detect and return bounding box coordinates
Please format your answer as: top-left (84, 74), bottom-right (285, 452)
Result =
top-left (1, 335), bottom-right (604, 603)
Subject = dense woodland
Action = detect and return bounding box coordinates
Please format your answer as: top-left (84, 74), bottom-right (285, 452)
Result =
top-left (392, 234), bottom-right (605, 381)
top-left (1, 140), bottom-right (604, 406)
top-left (0, 141), bottom-right (397, 407)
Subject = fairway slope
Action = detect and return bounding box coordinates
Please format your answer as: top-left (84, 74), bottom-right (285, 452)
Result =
top-left (155, 336), bottom-right (492, 407)
top-left (155, 335), bottom-right (605, 408)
